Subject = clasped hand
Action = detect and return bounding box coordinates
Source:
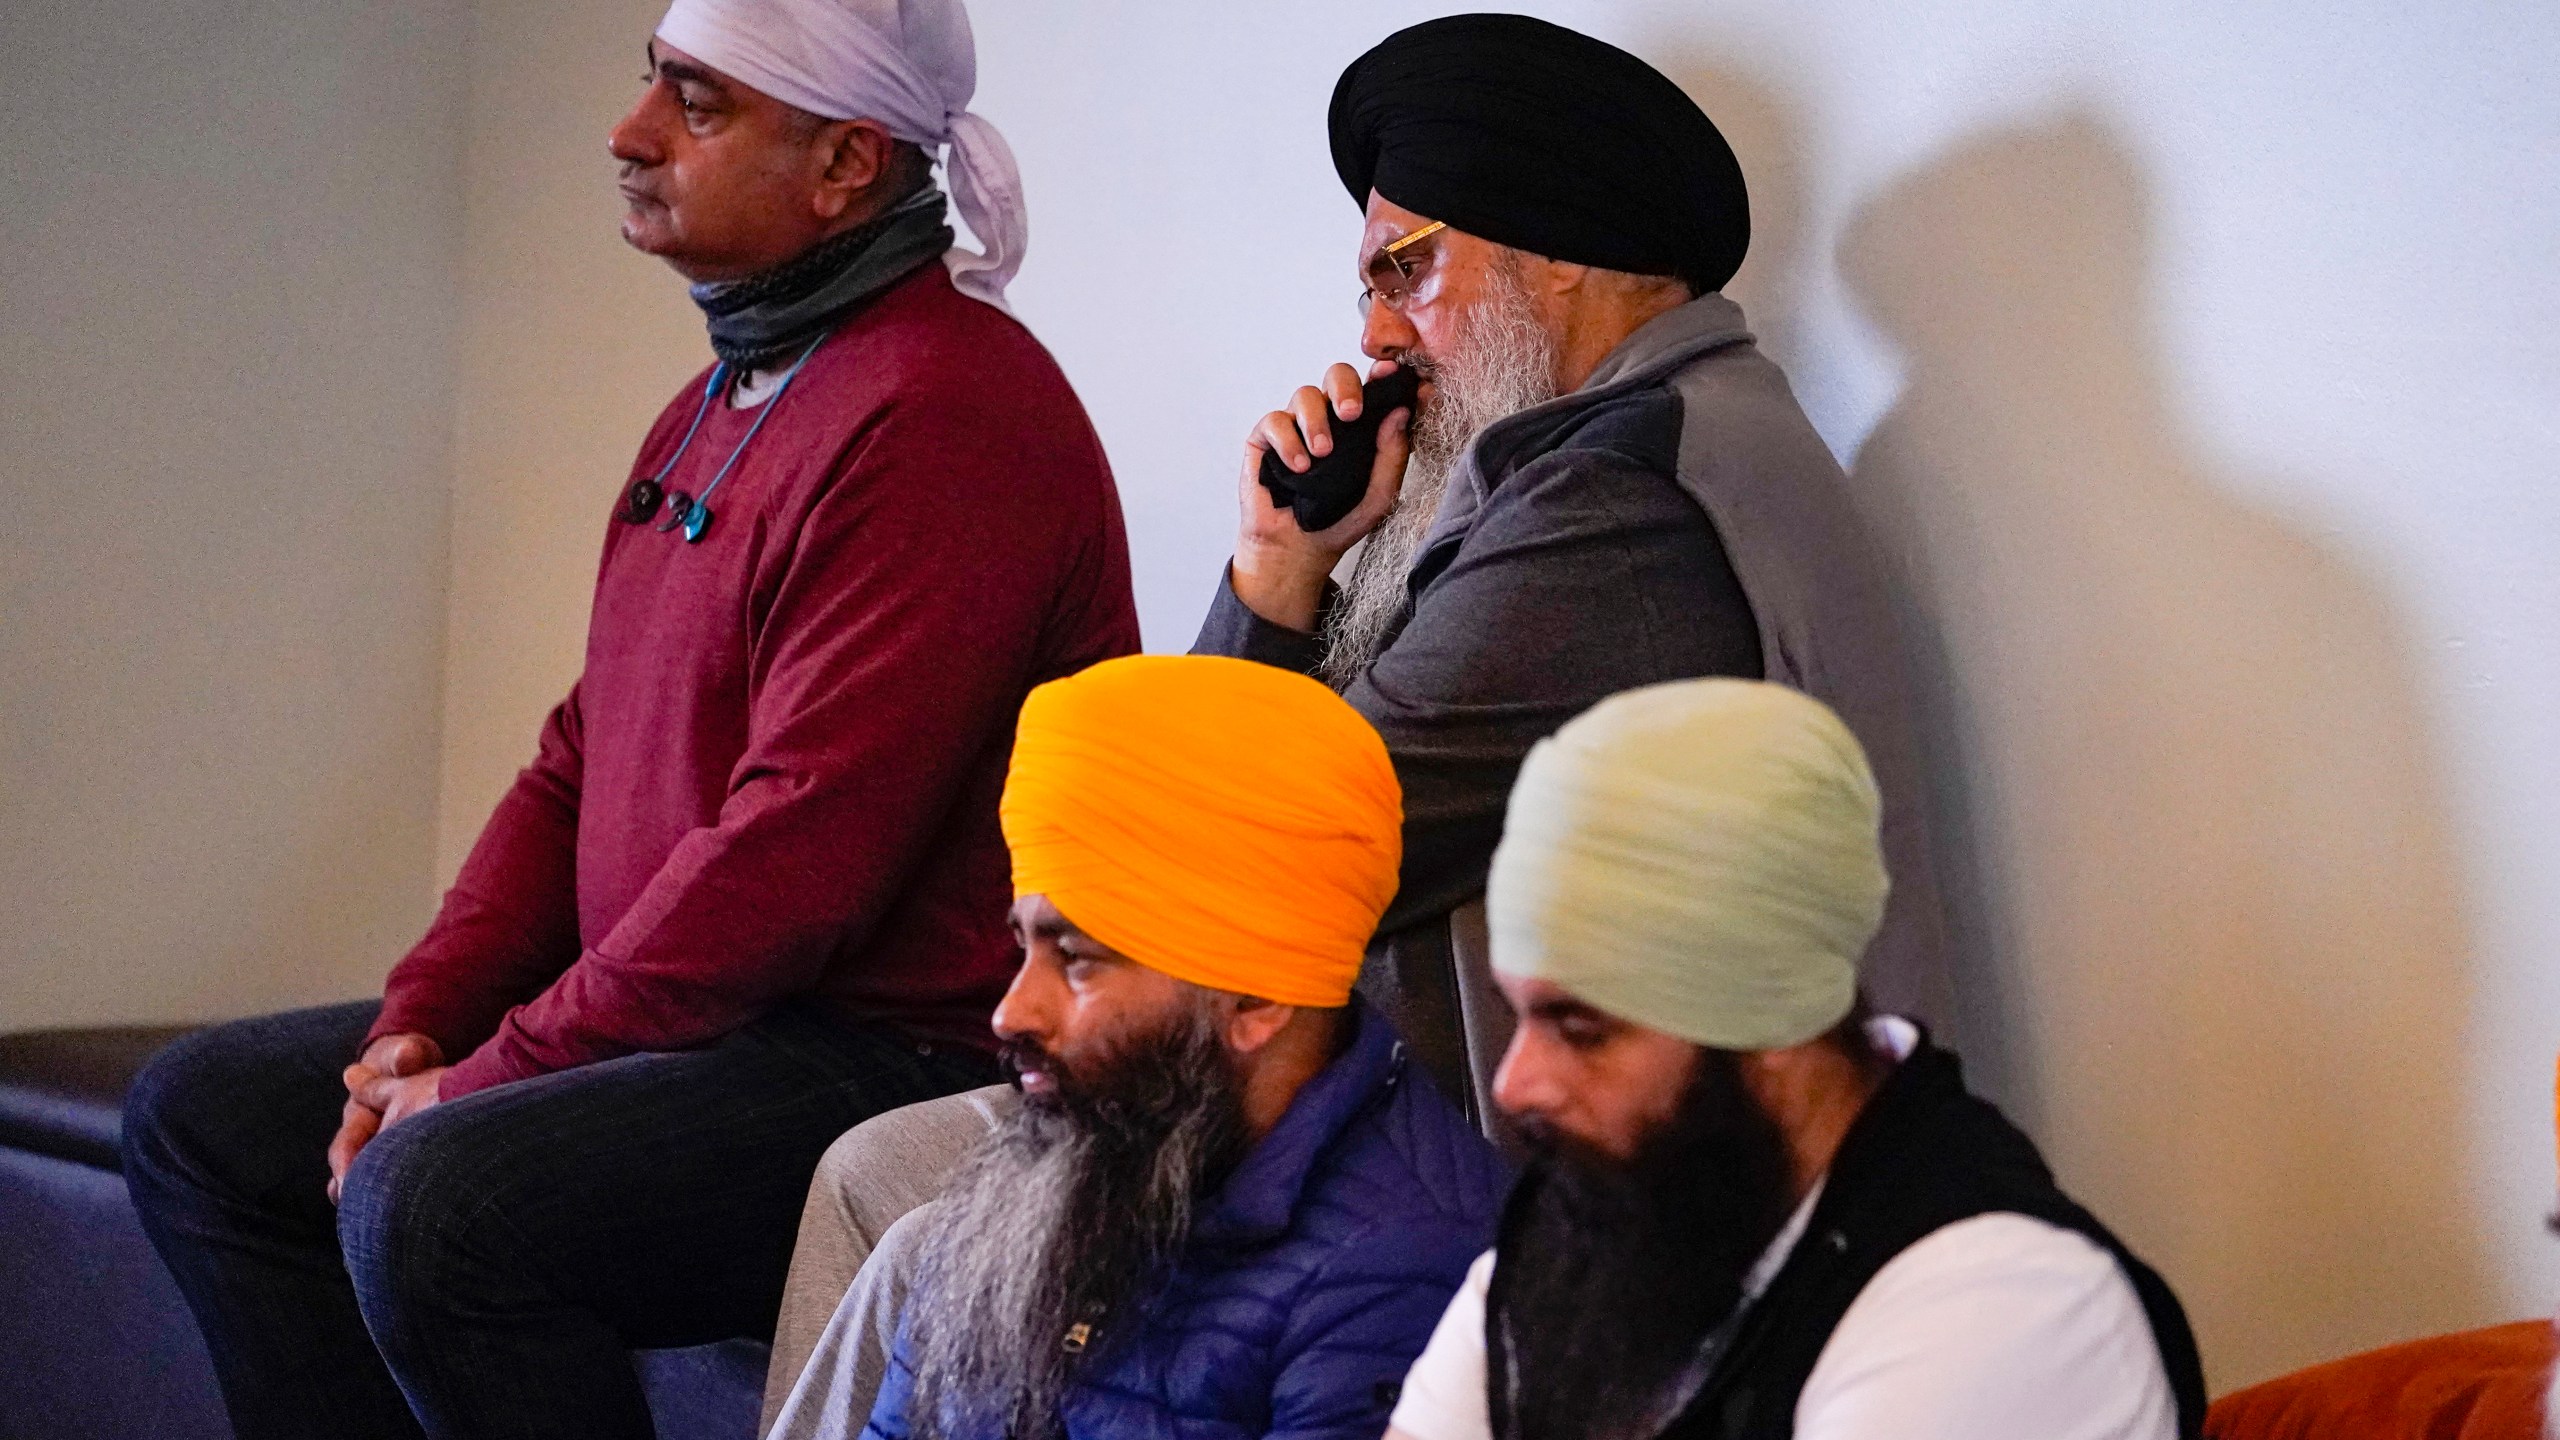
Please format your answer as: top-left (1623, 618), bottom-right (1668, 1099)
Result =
top-left (325, 1031), bottom-right (446, 1205)
top-left (1229, 360), bottom-right (1423, 633)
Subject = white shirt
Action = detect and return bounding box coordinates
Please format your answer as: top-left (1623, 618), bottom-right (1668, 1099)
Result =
top-left (1389, 1021), bottom-right (2177, 1440)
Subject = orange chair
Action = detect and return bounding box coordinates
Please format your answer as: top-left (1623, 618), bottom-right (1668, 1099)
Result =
top-left (2205, 1320), bottom-right (2553, 1439)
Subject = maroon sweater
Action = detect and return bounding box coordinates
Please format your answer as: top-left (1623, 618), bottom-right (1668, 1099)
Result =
top-left (378, 264), bottom-right (1138, 1097)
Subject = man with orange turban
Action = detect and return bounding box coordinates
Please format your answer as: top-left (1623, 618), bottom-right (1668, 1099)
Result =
top-left (769, 655), bottom-right (1507, 1440)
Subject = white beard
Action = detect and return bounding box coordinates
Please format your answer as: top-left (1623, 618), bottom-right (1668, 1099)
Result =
top-left (1315, 255), bottom-right (1563, 690)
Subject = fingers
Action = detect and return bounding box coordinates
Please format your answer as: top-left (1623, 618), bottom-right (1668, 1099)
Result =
top-left (1238, 440), bottom-right (1292, 519)
top-left (1287, 385), bottom-right (1335, 458)
top-left (1241, 365), bottom-right (1379, 479)
top-left (326, 1101), bottom-right (380, 1206)
top-left (1321, 362), bottom-right (1366, 419)
top-left (1251, 409), bottom-right (1312, 474)
top-left (345, 1064), bottom-right (400, 1114)
top-left (1375, 403), bottom-right (1413, 479)
top-left (385, 1073), bottom-right (443, 1129)
top-left (384, 1034), bottom-right (439, 1076)
top-left (361, 1031), bottom-right (443, 1078)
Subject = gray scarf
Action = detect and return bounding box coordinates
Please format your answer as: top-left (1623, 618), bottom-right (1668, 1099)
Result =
top-left (689, 185), bottom-right (954, 369)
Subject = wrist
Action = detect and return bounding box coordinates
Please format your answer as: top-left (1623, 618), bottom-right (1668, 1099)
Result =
top-left (1229, 547), bottom-right (1327, 634)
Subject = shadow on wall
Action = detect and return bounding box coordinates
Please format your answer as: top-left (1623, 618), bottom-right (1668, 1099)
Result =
top-left (1838, 112), bottom-right (2495, 1391)
top-left (1653, 57), bottom-right (1813, 356)
top-left (1660, 52), bottom-right (2007, 1065)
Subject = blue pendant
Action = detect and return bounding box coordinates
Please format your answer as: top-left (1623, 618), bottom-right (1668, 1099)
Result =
top-left (682, 501), bottom-right (713, 543)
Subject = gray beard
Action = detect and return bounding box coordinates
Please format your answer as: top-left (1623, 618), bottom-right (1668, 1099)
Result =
top-left (1316, 256), bottom-right (1563, 690)
top-left (902, 1004), bottom-right (1248, 1440)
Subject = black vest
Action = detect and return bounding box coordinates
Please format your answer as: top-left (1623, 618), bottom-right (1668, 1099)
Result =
top-left (1489, 1038), bottom-right (2208, 1440)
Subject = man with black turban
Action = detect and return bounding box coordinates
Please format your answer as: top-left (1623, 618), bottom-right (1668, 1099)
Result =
top-left (1194, 13), bottom-right (1953, 1105)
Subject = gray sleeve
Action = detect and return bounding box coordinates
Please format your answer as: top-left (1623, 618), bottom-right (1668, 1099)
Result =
top-left (767, 1202), bottom-right (942, 1440)
top-left (1351, 450), bottom-right (1762, 933)
top-left (1190, 563), bottom-right (1336, 673)
top-left (762, 1087), bottom-right (1015, 1434)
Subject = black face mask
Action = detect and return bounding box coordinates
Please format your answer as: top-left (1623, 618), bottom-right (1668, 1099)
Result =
top-left (687, 184), bottom-right (953, 370)
top-left (1489, 1049), bottom-right (1800, 1440)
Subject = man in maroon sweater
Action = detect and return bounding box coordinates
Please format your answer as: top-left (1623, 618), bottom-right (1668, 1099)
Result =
top-left (121, 3), bottom-right (1136, 1436)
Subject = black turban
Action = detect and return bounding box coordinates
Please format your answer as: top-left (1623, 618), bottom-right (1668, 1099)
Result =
top-left (1329, 13), bottom-right (1749, 294)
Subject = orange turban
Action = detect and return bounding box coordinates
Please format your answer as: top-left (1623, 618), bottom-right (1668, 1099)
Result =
top-left (1001, 655), bottom-right (1402, 1008)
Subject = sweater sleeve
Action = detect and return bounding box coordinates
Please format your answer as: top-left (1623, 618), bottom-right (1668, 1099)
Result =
top-left (1190, 563), bottom-right (1333, 673)
top-left (370, 685), bottom-right (587, 1059)
top-left (439, 403), bottom-right (1081, 1097)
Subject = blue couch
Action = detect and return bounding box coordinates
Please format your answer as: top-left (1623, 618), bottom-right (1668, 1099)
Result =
top-left (0, 1025), bottom-right (769, 1440)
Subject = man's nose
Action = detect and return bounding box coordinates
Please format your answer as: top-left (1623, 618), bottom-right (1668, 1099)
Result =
top-left (1361, 301), bottom-right (1419, 364)
top-left (989, 963), bottom-right (1061, 1046)
top-left (607, 89), bottom-right (666, 167)
top-left (1488, 1028), bottom-right (1557, 1121)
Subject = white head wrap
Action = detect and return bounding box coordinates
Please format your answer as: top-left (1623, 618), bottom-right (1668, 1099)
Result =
top-left (1488, 679), bottom-right (1890, 1052)
top-left (655, 0), bottom-right (1025, 307)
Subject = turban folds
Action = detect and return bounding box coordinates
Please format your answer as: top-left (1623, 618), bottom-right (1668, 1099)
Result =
top-left (655, 0), bottom-right (1026, 306)
top-left (1489, 680), bottom-right (1888, 1052)
top-left (1329, 13), bottom-right (1749, 293)
top-left (1001, 656), bottom-right (1401, 1008)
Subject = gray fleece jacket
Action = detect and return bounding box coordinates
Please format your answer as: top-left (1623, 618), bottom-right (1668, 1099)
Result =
top-left (1196, 294), bottom-right (1950, 1083)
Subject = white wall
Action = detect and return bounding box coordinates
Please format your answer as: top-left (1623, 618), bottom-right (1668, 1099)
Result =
top-left (962, 0), bottom-right (2555, 1389)
top-left (433, 0), bottom-right (707, 876)
top-left (19, 0), bottom-right (2544, 1399)
top-left (0, 0), bottom-right (469, 1027)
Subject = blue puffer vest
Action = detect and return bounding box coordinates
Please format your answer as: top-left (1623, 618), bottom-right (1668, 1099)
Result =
top-left (864, 997), bottom-right (1509, 1440)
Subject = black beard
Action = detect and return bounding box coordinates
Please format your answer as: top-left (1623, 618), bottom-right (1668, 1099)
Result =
top-left (1489, 1051), bottom-right (1799, 1440)
top-left (904, 1003), bottom-right (1251, 1440)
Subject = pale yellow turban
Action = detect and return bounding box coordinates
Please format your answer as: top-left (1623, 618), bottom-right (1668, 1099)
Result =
top-left (1488, 679), bottom-right (1889, 1051)
top-left (1001, 655), bottom-right (1402, 1008)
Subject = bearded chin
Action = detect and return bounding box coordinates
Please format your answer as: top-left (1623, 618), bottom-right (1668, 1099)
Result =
top-left (902, 1005), bottom-right (1249, 1440)
top-left (1488, 1050), bottom-right (1800, 1440)
top-left (1315, 254), bottom-right (1562, 690)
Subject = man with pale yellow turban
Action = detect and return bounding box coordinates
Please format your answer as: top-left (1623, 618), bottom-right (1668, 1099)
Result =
top-left (1388, 679), bottom-right (2210, 1440)
top-left (769, 655), bottom-right (1506, 1440)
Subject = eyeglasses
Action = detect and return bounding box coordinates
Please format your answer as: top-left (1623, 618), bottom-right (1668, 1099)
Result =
top-left (1356, 220), bottom-right (1447, 318)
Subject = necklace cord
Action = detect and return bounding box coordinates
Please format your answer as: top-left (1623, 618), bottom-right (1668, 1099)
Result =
top-left (637, 330), bottom-right (831, 537)
top-left (694, 333), bottom-right (828, 510)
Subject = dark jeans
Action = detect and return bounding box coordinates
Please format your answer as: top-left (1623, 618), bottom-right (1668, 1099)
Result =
top-left (123, 999), bottom-right (994, 1440)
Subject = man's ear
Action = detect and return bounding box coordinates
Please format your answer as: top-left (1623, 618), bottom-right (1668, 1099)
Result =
top-left (812, 118), bottom-right (898, 221)
top-left (1536, 256), bottom-right (1591, 297)
top-left (1221, 995), bottom-right (1298, 1056)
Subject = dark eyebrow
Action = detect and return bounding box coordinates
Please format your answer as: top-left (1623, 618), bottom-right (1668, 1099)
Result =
top-left (1526, 996), bottom-right (1614, 1026)
top-left (644, 44), bottom-right (730, 95)
top-left (1018, 912), bottom-right (1097, 947)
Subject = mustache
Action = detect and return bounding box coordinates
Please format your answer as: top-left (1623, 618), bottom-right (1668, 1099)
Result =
top-left (1002, 1038), bottom-right (1077, 1100)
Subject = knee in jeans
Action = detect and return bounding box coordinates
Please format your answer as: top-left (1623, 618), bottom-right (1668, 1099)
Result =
top-left (336, 1110), bottom-right (515, 1301)
top-left (811, 1125), bottom-right (872, 1203)
top-left (121, 1023), bottom-right (258, 1188)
